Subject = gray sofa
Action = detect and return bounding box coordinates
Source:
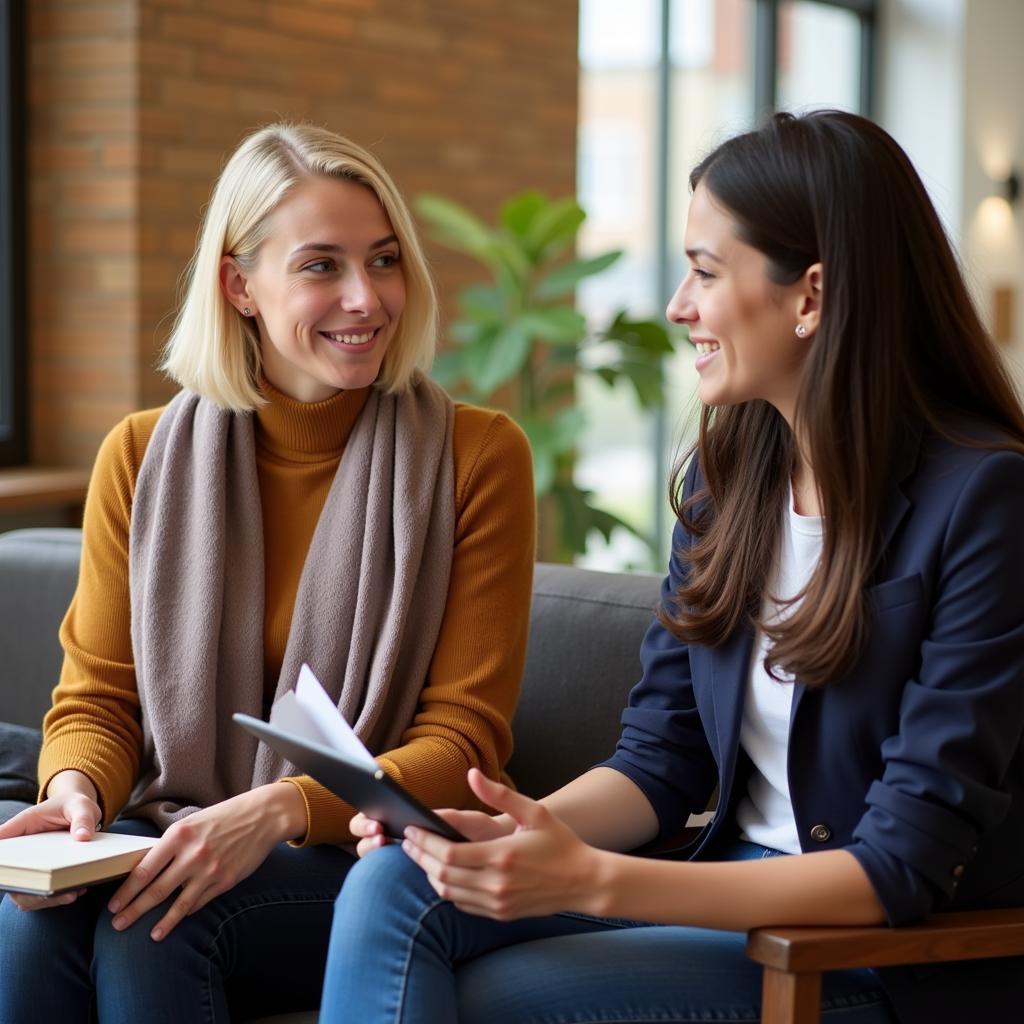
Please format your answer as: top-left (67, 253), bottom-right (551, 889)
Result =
top-left (0, 527), bottom-right (662, 1022)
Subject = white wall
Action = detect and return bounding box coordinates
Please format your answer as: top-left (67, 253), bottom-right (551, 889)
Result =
top-left (961, 0), bottom-right (1024, 377)
top-left (876, 0), bottom-right (964, 235)
top-left (878, 0), bottom-right (1024, 382)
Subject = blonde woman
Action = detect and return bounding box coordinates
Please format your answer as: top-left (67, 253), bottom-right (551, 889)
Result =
top-left (0, 124), bottom-right (535, 1023)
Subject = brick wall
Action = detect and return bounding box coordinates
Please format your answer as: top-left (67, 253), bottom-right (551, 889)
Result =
top-left (28, 0), bottom-right (579, 464)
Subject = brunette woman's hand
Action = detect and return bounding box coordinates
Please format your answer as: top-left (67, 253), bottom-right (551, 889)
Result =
top-left (350, 804), bottom-right (516, 858)
top-left (105, 782), bottom-right (306, 941)
top-left (0, 770), bottom-right (102, 911)
top-left (400, 768), bottom-right (603, 921)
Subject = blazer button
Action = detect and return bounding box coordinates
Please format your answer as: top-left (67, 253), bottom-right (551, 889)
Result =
top-left (809, 824), bottom-right (832, 843)
top-left (952, 864), bottom-right (965, 879)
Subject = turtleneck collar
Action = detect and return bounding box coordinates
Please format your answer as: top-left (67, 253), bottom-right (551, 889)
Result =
top-left (254, 374), bottom-right (372, 463)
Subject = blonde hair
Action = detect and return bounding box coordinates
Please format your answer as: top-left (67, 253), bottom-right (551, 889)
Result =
top-left (162, 123), bottom-right (439, 409)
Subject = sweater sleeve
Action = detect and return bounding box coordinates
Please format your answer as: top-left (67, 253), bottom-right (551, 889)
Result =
top-left (37, 415), bottom-right (149, 824)
top-left (283, 409), bottom-right (536, 846)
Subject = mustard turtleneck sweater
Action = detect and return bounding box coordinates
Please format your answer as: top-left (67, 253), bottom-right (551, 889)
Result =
top-left (40, 379), bottom-right (536, 846)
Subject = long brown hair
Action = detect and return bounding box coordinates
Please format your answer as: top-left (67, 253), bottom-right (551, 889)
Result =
top-left (661, 110), bottom-right (1024, 686)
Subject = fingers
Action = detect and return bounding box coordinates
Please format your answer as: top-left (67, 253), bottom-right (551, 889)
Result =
top-left (107, 839), bottom-right (176, 923)
top-left (149, 877), bottom-right (218, 942)
top-left (67, 795), bottom-right (101, 841)
top-left (352, 814), bottom-right (391, 857)
top-left (356, 834), bottom-right (391, 858)
top-left (434, 808), bottom-right (515, 842)
top-left (402, 826), bottom-right (504, 870)
top-left (9, 888), bottom-right (86, 912)
top-left (0, 795), bottom-right (101, 840)
top-left (349, 813), bottom-right (384, 840)
top-left (0, 805), bottom-right (40, 839)
top-left (466, 768), bottom-right (546, 829)
top-left (401, 837), bottom-right (521, 921)
top-left (0, 801), bottom-right (66, 838)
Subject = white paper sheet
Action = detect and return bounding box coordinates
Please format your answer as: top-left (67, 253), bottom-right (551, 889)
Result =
top-left (269, 663), bottom-right (378, 769)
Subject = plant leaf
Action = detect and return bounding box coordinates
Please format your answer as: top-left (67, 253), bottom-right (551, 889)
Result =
top-left (429, 349), bottom-right (465, 389)
top-left (463, 321), bottom-right (533, 396)
top-left (603, 315), bottom-right (676, 354)
top-left (415, 194), bottom-right (494, 255)
top-left (550, 480), bottom-right (653, 553)
top-left (530, 446), bottom-right (556, 496)
top-left (536, 250), bottom-right (623, 298)
top-left (522, 197), bottom-right (585, 261)
top-left (602, 357), bottom-right (665, 407)
top-left (451, 319), bottom-right (485, 346)
top-left (500, 191), bottom-right (547, 237)
top-left (518, 411), bottom-right (580, 458)
top-left (459, 283), bottom-right (506, 322)
top-left (518, 307), bottom-right (587, 345)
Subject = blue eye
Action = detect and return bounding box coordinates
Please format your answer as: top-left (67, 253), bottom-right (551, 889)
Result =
top-left (371, 252), bottom-right (400, 268)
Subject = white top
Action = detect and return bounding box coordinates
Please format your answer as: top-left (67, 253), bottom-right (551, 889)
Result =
top-left (735, 488), bottom-right (823, 854)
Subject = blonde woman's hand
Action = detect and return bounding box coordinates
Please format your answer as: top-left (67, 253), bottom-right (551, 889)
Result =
top-left (105, 782), bottom-right (306, 942)
top-left (0, 770), bottom-right (102, 911)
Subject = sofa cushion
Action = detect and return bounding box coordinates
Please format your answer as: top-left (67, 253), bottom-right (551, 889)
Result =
top-left (508, 563), bottom-right (661, 798)
top-left (0, 721), bottom-right (41, 804)
top-left (0, 529), bottom-right (81, 729)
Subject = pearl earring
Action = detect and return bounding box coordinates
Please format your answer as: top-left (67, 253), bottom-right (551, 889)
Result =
top-left (243, 307), bottom-right (251, 316)
top-left (795, 323), bottom-right (807, 338)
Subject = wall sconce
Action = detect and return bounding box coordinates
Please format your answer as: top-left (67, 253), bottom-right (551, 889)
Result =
top-left (995, 169), bottom-right (1020, 206)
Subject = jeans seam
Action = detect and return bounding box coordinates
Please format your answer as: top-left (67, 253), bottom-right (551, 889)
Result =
top-left (200, 894), bottom-right (340, 1024)
top-left (393, 895), bottom-right (448, 1024)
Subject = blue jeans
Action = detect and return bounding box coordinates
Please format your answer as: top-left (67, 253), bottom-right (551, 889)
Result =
top-left (0, 818), bottom-right (354, 1023)
top-left (320, 841), bottom-right (898, 1024)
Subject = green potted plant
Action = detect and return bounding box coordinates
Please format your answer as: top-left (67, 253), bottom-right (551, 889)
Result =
top-left (416, 190), bottom-right (679, 561)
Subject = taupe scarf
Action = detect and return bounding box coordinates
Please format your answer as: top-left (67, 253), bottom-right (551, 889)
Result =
top-left (125, 375), bottom-right (455, 829)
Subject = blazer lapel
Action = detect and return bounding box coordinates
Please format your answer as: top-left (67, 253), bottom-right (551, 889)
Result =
top-left (871, 420), bottom-right (923, 575)
top-left (710, 625), bottom-right (755, 782)
top-left (791, 420), bottom-right (923, 718)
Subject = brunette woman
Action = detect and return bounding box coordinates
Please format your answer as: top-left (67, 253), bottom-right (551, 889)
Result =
top-left (321, 110), bottom-right (1024, 1024)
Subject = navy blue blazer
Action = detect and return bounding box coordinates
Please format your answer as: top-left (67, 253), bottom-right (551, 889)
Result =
top-left (600, 425), bottom-right (1024, 1024)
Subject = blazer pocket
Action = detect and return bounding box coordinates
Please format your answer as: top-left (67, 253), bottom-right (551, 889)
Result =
top-left (867, 573), bottom-right (925, 612)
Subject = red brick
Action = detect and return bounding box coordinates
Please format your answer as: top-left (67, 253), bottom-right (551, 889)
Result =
top-left (62, 219), bottom-right (135, 254)
top-left (26, 0), bottom-right (578, 471)
top-left (30, 143), bottom-right (98, 172)
top-left (31, 39), bottom-right (133, 71)
top-left (264, 4), bottom-right (356, 41)
top-left (30, 71), bottom-right (136, 104)
top-left (30, 4), bottom-right (137, 40)
top-left (64, 177), bottom-right (136, 213)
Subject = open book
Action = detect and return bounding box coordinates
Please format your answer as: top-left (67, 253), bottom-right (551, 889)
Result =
top-left (0, 831), bottom-right (157, 896)
top-left (234, 664), bottom-right (464, 842)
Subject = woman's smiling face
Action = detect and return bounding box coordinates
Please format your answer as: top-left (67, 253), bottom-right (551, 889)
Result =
top-left (223, 175), bottom-right (406, 402)
top-left (666, 183), bottom-right (819, 424)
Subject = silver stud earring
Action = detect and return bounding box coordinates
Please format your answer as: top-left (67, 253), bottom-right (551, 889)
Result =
top-left (795, 323), bottom-right (807, 338)
top-left (243, 307), bottom-right (251, 316)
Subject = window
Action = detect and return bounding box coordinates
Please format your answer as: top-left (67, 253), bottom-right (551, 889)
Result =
top-left (576, 0), bottom-right (876, 571)
top-left (0, 0), bottom-right (26, 467)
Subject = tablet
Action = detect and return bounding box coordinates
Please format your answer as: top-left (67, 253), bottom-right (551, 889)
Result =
top-left (233, 713), bottom-right (466, 842)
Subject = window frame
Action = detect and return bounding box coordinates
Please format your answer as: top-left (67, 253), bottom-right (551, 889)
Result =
top-left (755, 0), bottom-right (877, 119)
top-left (0, 0), bottom-right (27, 467)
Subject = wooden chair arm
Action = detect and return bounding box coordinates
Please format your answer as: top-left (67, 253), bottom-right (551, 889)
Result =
top-left (747, 908), bottom-right (1024, 1024)
top-left (747, 907), bottom-right (1024, 973)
